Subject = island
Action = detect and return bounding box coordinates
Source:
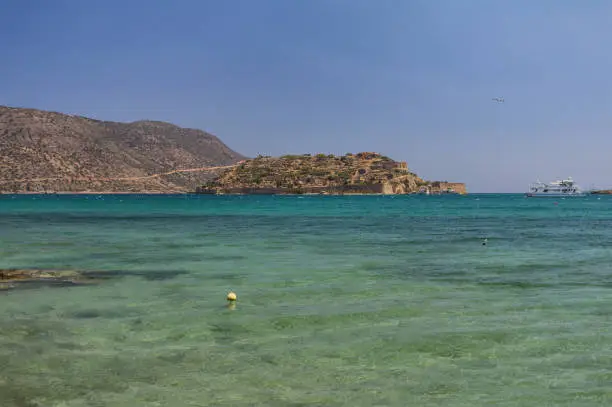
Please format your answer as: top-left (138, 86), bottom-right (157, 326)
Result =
top-left (195, 152), bottom-right (466, 195)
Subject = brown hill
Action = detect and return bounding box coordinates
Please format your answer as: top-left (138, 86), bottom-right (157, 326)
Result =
top-left (197, 152), bottom-right (466, 195)
top-left (0, 105), bottom-right (245, 193)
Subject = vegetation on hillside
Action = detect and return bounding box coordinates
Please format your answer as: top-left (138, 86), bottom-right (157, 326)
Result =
top-left (0, 105), bottom-right (244, 193)
top-left (199, 152), bottom-right (426, 194)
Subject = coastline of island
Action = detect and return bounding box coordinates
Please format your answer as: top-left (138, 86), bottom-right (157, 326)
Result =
top-left (194, 152), bottom-right (467, 196)
top-left (0, 152), bottom-right (467, 196)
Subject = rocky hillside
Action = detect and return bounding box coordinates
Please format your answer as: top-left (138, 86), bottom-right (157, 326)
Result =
top-left (197, 152), bottom-right (446, 195)
top-left (0, 106), bottom-right (244, 193)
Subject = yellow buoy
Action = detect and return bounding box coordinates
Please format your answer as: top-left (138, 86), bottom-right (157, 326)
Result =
top-left (227, 291), bottom-right (237, 301)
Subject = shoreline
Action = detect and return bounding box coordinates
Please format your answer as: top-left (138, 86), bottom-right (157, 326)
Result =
top-left (1, 191), bottom-right (468, 196)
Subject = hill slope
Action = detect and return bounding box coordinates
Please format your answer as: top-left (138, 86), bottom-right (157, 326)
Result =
top-left (197, 152), bottom-right (466, 195)
top-left (0, 106), bottom-right (244, 193)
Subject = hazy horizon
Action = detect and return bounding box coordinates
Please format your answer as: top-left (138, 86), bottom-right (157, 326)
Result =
top-left (2, 0), bottom-right (612, 193)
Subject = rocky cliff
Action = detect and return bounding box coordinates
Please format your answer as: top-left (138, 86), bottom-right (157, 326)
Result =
top-left (0, 106), bottom-right (244, 193)
top-left (196, 152), bottom-right (465, 195)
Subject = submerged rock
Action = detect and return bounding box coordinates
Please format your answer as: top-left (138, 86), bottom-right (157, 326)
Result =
top-left (0, 268), bottom-right (98, 290)
top-left (1, 268), bottom-right (79, 280)
top-left (0, 268), bottom-right (190, 291)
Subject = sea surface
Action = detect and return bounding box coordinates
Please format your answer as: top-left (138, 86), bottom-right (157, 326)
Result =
top-left (1, 194), bottom-right (611, 407)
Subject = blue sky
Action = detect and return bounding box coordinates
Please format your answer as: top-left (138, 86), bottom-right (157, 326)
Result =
top-left (2, 0), bottom-right (611, 192)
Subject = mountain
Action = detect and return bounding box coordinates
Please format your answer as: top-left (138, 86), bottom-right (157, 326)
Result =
top-left (0, 106), bottom-right (245, 193)
top-left (196, 152), bottom-right (467, 195)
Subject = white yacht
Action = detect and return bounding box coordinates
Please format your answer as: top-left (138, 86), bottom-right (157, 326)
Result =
top-left (525, 177), bottom-right (586, 197)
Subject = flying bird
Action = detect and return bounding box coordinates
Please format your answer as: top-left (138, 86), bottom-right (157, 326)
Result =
top-left (492, 97), bottom-right (504, 103)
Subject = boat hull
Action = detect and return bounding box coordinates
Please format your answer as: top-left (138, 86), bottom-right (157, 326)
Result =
top-left (525, 192), bottom-right (586, 198)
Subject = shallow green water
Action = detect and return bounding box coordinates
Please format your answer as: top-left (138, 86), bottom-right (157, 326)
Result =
top-left (1, 194), bottom-right (611, 406)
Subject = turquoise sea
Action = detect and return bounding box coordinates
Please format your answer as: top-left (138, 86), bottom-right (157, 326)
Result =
top-left (1, 194), bottom-right (612, 406)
